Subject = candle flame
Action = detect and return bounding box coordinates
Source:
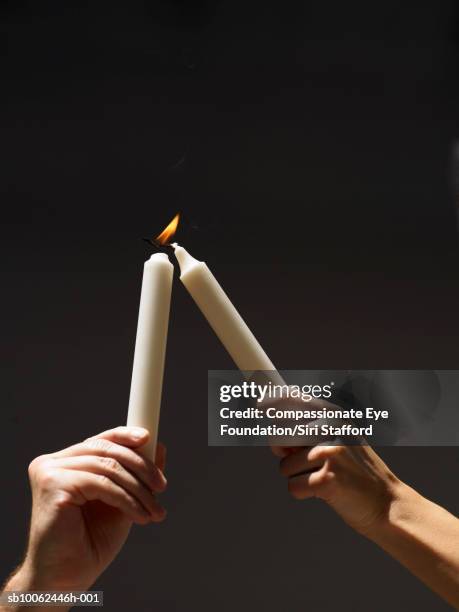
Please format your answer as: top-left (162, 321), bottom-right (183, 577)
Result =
top-left (155, 213), bottom-right (180, 245)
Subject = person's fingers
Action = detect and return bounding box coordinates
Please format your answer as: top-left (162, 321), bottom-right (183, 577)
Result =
top-left (56, 469), bottom-right (164, 524)
top-left (53, 437), bottom-right (167, 493)
top-left (94, 428), bottom-right (168, 487)
top-left (269, 415), bottom-right (338, 456)
top-left (50, 455), bottom-right (164, 518)
top-left (93, 428), bottom-right (168, 483)
top-left (279, 447), bottom-right (324, 477)
top-left (287, 463), bottom-right (334, 500)
top-left (155, 442), bottom-right (167, 472)
top-left (92, 426), bottom-right (150, 448)
top-left (308, 444), bottom-right (348, 464)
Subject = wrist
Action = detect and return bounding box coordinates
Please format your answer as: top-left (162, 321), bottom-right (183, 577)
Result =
top-left (364, 479), bottom-right (420, 543)
top-left (2, 560), bottom-right (72, 612)
top-left (18, 547), bottom-right (92, 591)
top-left (6, 560), bottom-right (53, 592)
top-left (359, 478), bottom-right (459, 609)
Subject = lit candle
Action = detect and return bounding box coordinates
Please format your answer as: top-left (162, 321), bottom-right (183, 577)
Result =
top-left (127, 216), bottom-right (178, 461)
top-left (172, 243), bottom-right (283, 383)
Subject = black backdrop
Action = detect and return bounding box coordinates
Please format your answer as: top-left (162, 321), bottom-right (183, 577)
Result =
top-left (2, 1), bottom-right (459, 610)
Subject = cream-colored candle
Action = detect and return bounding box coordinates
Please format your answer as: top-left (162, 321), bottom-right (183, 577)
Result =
top-left (173, 244), bottom-right (283, 383)
top-left (127, 253), bottom-right (173, 460)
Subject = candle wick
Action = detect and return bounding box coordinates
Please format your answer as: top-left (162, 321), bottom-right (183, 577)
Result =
top-left (142, 238), bottom-right (175, 251)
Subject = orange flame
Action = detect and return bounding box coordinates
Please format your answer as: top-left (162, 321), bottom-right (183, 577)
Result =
top-left (155, 213), bottom-right (180, 245)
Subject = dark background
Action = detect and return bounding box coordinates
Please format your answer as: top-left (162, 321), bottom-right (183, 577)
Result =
top-left (2, 1), bottom-right (459, 610)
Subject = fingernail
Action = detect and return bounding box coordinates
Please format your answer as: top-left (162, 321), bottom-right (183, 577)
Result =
top-left (130, 427), bottom-right (148, 439)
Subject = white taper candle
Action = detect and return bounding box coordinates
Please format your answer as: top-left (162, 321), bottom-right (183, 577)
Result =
top-left (127, 253), bottom-right (173, 460)
top-left (173, 244), bottom-right (283, 384)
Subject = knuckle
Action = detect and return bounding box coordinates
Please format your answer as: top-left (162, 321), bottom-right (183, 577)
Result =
top-left (28, 454), bottom-right (47, 476)
top-left (53, 489), bottom-right (74, 508)
top-left (36, 467), bottom-right (59, 490)
top-left (87, 438), bottom-right (111, 454)
top-left (101, 457), bottom-right (120, 473)
top-left (96, 473), bottom-right (111, 487)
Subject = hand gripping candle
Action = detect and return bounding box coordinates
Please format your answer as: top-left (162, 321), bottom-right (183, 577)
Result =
top-left (127, 252), bottom-right (173, 461)
top-left (172, 243), bottom-right (283, 385)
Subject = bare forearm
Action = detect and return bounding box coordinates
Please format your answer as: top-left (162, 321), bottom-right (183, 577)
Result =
top-left (1, 561), bottom-right (70, 612)
top-left (368, 481), bottom-right (459, 609)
